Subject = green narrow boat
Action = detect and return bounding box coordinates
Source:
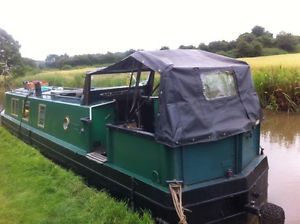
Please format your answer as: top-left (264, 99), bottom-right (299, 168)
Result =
top-left (0, 50), bottom-right (284, 224)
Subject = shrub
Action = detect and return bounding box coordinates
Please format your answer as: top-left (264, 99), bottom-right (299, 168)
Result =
top-left (262, 48), bottom-right (288, 56)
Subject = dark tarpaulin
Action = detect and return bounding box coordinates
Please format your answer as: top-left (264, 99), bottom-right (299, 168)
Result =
top-left (89, 50), bottom-right (261, 147)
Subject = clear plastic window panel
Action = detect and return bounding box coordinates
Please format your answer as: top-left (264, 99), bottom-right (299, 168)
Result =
top-left (201, 71), bottom-right (237, 100)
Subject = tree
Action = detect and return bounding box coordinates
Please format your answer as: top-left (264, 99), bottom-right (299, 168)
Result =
top-left (276, 32), bottom-right (297, 52)
top-left (45, 54), bottom-right (60, 68)
top-left (237, 33), bottom-right (256, 43)
top-left (160, 46), bottom-right (169, 50)
top-left (0, 28), bottom-right (23, 76)
top-left (178, 45), bottom-right (196, 49)
top-left (252, 40), bottom-right (263, 56)
top-left (236, 40), bottom-right (253, 57)
top-left (251, 26), bottom-right (274, 48)
top-left (236, 40), bottom-right (262, 57)
top-left (208, 40), bottom-right (230, 52)
top-left (251, 26), bottom-right (265, 37)
top-left (198, 43), bottom-right (209, 51)
top-left (258, 35), bottom-right (274, 47)
top-left (228, 41), bottom-right (237, 50)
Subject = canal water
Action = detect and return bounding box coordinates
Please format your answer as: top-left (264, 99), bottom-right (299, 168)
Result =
top-left (0, 87), bottom-right (299, 223)
top-left (261, 111), bottom-right (300, 224)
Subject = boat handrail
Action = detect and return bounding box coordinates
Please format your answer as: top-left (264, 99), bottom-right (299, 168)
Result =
top-left (44, 92), bottom-right (82, 100)
top-left (10, 90), bottom-right (82, 101)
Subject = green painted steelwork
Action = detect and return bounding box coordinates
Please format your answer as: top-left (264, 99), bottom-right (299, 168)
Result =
top-left (182, 138), bottom-right (235, 185)
top-left (4, 93), bottom-right (115, 155)
top-left (90, 103), bottom-right (115, 151)
top-left (241, 127), bottom-right (260, 169)
top-left (106, 126), bottom-right (179, 187)
top-left (4, 91), bottom-right (261, 190)
top-left (106, 124), bottom-right (260, 188)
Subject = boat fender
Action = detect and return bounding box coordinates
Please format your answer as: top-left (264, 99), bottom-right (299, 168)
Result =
top-left (260, 203), bottom-right (285, 224)
top-left (245, 202), bottom-right (285, 224)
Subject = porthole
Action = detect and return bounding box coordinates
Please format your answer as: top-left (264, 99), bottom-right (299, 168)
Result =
top-left (63, 116), bottom-right (70, 130)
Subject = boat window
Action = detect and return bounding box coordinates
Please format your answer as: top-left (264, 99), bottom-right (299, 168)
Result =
top-left (91, 72), bottom-right (150, 89)
top-left (22, 101), bottom-right (30, 121)
top-left (152, 73), bottom-right (161, 96)
top-left (38, 104), bottom-right (46, 128)
top-left (11, 98), bottom-right (19, 117)
top-left (200, 71), bottom-right (237, 100)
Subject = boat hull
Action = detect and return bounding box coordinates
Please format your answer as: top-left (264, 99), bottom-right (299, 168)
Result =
top-left (1, 113), bottom-right (268, 224)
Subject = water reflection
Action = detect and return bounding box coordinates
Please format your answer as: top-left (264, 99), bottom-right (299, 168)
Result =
top-left (261, 111), bottom-right (300, 150)
top-left (261, 111), bottom-right (300, 224)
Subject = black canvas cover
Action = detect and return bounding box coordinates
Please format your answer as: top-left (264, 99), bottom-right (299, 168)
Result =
top-left (89, 50), bottom-right (261, 147)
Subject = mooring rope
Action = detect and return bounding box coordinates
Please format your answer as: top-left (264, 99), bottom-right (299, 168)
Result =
top-left (169, 182), bottom-right (188, 224)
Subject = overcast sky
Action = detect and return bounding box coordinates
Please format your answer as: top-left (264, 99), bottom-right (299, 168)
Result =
top-left (0, 0), bottom-right (299, 60)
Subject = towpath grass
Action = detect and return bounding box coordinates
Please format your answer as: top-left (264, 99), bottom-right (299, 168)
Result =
top-left (0, 126), bottom-right (153, 224)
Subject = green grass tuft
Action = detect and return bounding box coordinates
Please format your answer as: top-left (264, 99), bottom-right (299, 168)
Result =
top-left (0, 127), bottom-right (153, 224)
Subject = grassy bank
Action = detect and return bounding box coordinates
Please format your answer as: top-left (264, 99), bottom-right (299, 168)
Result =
top-left (0, 127), bottom-right (153, 224)
top-left (242, 53), bottom-right (300, 112)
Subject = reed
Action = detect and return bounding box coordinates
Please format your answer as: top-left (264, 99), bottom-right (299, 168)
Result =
top-left (242, 53), bottom-right (300, 112)
top-left (12, 68), bottom-right (92, 88)
top-left (251, 67), bottom-right (300, 111)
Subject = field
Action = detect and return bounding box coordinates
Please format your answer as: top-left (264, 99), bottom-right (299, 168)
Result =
top-left (241, 53), bottom-right (300, 68)
top-left (0, 127), bottom-right (153, 224)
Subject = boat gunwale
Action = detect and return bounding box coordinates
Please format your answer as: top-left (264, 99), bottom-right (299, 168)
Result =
top-left (6, 91), bottom-right (115, 108)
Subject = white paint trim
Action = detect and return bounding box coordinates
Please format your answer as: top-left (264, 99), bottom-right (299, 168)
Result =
top-left (37, 104), bottom-right (46, 128)
top-left (89, 100), bottom-right (115, 120)
top-left (6, 92), bottom-right (115, 121)
top-left (11, 98), bottom-right (19, 117)
top-left (8, 92), bottom-right (85, 107)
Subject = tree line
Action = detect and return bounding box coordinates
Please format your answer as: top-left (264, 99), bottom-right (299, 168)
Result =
top-left (43, 26), bottom-right (300, 68)
top-left (45, 50), bottom-right (135, 69)
top-left (179, 26), bottom-right (300, 58)
top-left (1, 26), bottom-right (300, 77)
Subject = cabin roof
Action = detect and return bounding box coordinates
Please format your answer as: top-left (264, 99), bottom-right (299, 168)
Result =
top-left (88, 49), bottom-right (248, 75)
